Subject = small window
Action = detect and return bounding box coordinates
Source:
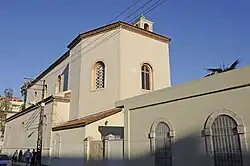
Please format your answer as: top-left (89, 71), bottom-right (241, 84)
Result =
top-left (144, 23), bottom-right (149, 30)
top-left (44, 85), bottom-right (48, 98)
top-left (141, 63), bottom-right (153, 90)
top-left (135, 24), bottom-right (139, 27)
top-left (63, 64), bottom-right (69, 91)
top-left (34, 91), bottom-right (37, 97)
top-left (93, 61), bottom-right (105, 89)
top-left (56, 75), bottom-right (61, 93)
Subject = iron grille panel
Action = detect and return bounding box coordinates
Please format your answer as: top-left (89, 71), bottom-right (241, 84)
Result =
top-left (212, 115), bottom-right (243, 166)
top-left (155, 122), bottom-right (172, 166)
top-left (95, 62), bottom-right (105, 89)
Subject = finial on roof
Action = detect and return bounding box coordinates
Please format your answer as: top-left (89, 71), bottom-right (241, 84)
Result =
top-left (140, 14), bottom-right (145, 19)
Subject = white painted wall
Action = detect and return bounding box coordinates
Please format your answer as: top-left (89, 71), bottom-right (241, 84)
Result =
top-left (3, 101), bottom-right (53, 157)
top-left (5, 21), bottom-right (172, 166)
top-left (76, 29), bottom-right (121, 118)
top-left (70, 27), bottom-right (170, 119)
top-left (52, 101), bottom-right (70, 127)
top-left (69, 44), bottom-right (82, 120)
top-left (117, 66), bottom-right (250, 166)
top-left (26, 54), bottom-right (70, 107)
top-left (85, 111), bottom-right (124, 140)
top-left (50, 127), bottom-right (86, 166)
top-left (119, 28), bottom-right (171, 100)
top-left (3, 99), bottom-right (69, 165)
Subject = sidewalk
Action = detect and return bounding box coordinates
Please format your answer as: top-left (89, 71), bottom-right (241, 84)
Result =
top-left (12, 162), bottom-right (27, 166)
top-left (12, 162), bottom-right (25, 166)
top-left (12, 162), bottom-right (38, 166)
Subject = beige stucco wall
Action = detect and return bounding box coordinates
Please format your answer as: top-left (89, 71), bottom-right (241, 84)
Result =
top-left (3, 101), bottom-right (54, 157)
top-left (6, 100), bottom-right (23, 119)
top-left (119, 29), bottom-right (171, 100)
top-left (85, 111), bottom-right (124, 140)
top-left (69, 43), bottom-right (82, 120)
top-left (117, 66), bottom-right (250, 166)
top-left (26, 55), bottom-right (70, 108)
top-left (3, 99), bottom-right (69, 164)
top-left (9, 100), bottom-right (23, 112)
top-left (52, 101), bottom-right (70, 127)
top-left (70, 27), bottom-right (170, 119)
top-left (51, 127), bottom-right (86, 166)
top-left (24, 24), bottom-right (171, 123)
top-left (76, 29), bottom-right (121, 118)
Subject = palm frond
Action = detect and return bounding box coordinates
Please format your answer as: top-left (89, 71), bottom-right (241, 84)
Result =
top-left (227, 59), bottom-right (239, 70)
top-left (206, 68), bottom-right (223, 73)
top-left (206, 68), bottom-right (218, 72)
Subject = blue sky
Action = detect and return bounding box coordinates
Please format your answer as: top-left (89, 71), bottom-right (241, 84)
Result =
top-left (0, 0), bottom-right (250, 97)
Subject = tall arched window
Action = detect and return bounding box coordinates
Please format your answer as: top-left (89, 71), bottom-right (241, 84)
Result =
top-left (44, 85), bottom-right (48, 98)
top-left (56, 75), bottom-right (61, 93)
top-left (93, 61), bottom-right (105, 89)
top-left (141, 63), bottom-right (153, 90)
top-left (212, 115), bottom-right (243, 166)
top-left (150, 119), bottom-right (173, 166)
top-left (203, 110), bottom-right (246, 166)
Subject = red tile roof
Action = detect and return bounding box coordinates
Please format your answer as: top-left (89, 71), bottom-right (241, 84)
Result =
top-left (52, 108), bottom-right (122, 131)
top-left (0, 97), bottom-right (23, 102)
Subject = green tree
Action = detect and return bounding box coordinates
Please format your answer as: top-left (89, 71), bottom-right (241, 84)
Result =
top-left (205, 60), bottom-right (240, 77)
top-left (0, 88), bottom-right (13, 112)
top-left (4, 88), bottom-right (13, 98)
top-left (0, 88), bottom-right (14, 137)
top-left (21, 82), bottom-right (29, 110)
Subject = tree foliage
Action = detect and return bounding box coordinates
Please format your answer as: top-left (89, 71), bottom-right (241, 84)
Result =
top-left (0, 88), bottom-right (14, 112)
top-left (4, 88), bottom-right (13, 98)
top-left (0, 88), bottom-right (14, 137)
top-left (205, 60), bottom-right (240, 77)
top-left (21, 82), bottom-right (30, 110)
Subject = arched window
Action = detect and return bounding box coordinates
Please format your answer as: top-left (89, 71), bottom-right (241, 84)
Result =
top-left (212, 115), bottom-right (243, 165)
top-left (203, 110), bottom-right (246, 166)
top-left (144, 23), bottom-right (149, 30)
top-left (150, 119), bottom-right (173, 166)
top-left (141, 63), bottom-right (153, 90)
top-left (34, 91), bottom-right (37, 97)
top-left (93, 61), bottom-right (105, 89)
top-left (56, 75), bottom-right (61, 93)
top-left (44, 85), bottom-right (48, 98)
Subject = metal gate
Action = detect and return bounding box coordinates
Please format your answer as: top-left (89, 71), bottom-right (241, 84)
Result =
top-left (88, 140), bottom-right (104, 166)
top-left (155, 122), bottom-right (172, 166)
top-left (212, 115), bottom-right (243, 166)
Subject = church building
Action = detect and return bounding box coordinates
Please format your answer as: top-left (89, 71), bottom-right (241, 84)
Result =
top-left (5, 15), bottom-right (249, 166)
top-left (3, 16), bottom-right (171, 166)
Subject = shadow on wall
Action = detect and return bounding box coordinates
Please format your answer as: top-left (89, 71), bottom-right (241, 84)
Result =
top-left (47, 132), bottom-right (250, 166)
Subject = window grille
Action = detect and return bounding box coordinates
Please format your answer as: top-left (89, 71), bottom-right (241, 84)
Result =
top-left (95, 62), bottom-right (105, 89)
top-left (211, 115), bottom-right (243, 166)
top-left (155, 122), bottom-right (172, 166)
